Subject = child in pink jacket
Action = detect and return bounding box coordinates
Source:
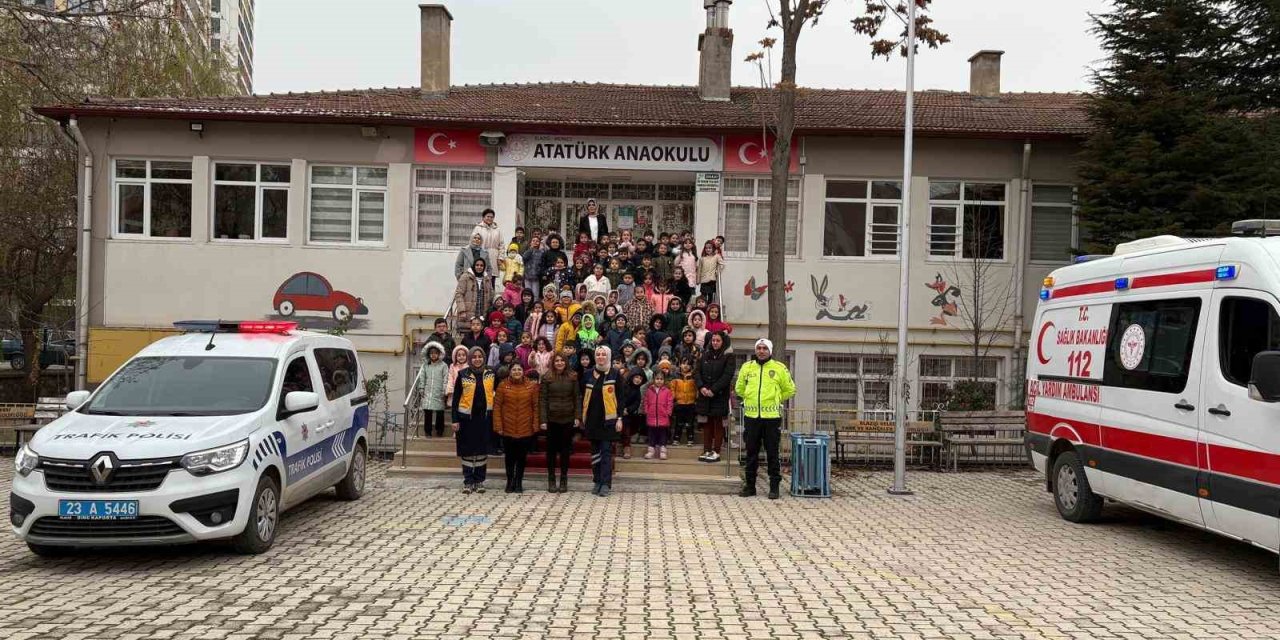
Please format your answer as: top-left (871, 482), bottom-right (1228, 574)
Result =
top-left (643, 370), bottom-right (675, 460)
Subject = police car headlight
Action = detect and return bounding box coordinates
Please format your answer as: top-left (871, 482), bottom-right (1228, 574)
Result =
top-left (180, 440), bottom-right (249, 476)
top-left (14, 445), bottom-right (38, 477)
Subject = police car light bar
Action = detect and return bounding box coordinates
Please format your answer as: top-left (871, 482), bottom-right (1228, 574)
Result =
top-left (239, 321), bottom-right (298, 333)
top-left (173, 320), bottom-right (297, 334)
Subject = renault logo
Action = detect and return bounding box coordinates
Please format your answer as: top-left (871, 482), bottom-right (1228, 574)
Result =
top-left (90, 454), bottom-right (114, 485)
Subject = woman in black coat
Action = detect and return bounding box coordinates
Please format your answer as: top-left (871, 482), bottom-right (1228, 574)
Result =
top-left (695, 331), bottom-right (733, 463)
top-left (539, 233), bottom-right (569, 283)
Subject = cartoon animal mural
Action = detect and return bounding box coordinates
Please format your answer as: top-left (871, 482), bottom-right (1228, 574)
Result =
top-left (810, 275), bottom-right (869, 321)
top-left (268, 271), bottom-right (370, 330)
top-left (743, 276), bottom-right (794, 302)
top-left (924, 273), bottom-right (962, 326)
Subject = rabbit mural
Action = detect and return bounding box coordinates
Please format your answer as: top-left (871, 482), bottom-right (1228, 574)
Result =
top-left (810, 275), bottom-right (869, 321)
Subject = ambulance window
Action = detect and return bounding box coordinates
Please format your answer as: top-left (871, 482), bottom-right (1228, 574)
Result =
top-left (1104, 298), bottom-right (1201, 393)
top-left (1218, 297), bottom-right (1280, 387)
top-left (281, 356), bottom-right (314, 396)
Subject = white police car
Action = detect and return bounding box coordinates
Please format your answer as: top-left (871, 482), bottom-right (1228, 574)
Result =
top-left (9, 321), bottom-right (369, 555)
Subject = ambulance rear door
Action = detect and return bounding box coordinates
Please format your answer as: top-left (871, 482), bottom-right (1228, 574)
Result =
top-left (1028, 299), bottom-right (1107, 493)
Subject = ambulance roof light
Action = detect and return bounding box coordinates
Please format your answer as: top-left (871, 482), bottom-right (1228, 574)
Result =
top-left (1115, 277), bottom-right (1130, 290)
top-left (1073, 254), bottom-right (1108, 264)
top-left (1216, 265), bottom-right (1239, 280)
top-left (1039, 289), bottom-right (1051, 301)
top-left (1231, 219), bottom-right (1280, 237)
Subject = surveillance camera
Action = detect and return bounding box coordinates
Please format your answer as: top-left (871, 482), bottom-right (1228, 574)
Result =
top-left (478, 131), bottom-right (506, 147)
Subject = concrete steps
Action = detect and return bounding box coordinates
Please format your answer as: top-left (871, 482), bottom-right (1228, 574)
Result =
top-left (387, 436), bottom-right (741, 493)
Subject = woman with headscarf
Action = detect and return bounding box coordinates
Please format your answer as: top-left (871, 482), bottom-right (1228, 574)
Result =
top-left (539, 352), bottom-right (581, 493)
top-left (452, 258), bottom-right (494, 327)
top-left (582, 345), bottom-right (624, 497)
top-left (451, 346), bottom-right (496, 494)
top-left (493, 363), bottom-right (540, 494)
top-left (695, 331), bottom-right (733, 463)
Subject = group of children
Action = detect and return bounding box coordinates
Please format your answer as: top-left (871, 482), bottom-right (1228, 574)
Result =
top-left (433, 223), bottom-right (736, 461)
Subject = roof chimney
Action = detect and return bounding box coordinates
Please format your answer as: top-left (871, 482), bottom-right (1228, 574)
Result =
top-left (968, 50), bottom-right (1003, 98)
top-left (420, 4), bottom-right (452, 96)
top-left (698, 0), bottom-right (733, 102)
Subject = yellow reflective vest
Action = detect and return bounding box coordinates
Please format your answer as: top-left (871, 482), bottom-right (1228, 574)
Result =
top-left (734, 358), bottom-right (796, 419)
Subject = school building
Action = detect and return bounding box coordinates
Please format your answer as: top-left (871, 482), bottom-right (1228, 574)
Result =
top-left (36, 2), bottom-right (1089, 422)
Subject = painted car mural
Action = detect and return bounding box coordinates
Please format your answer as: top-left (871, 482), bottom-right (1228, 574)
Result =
top-left (272, 272), bottom-right (369, 322)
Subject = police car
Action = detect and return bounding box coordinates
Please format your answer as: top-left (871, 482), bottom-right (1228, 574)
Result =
top-left (9, 321), bottom-right (369, 555)
top-left (1028, 220), bottom-right (1280, 557)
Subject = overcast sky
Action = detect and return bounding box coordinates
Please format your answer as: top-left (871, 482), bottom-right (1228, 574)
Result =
top-left (254, 0), bottom-right (1110, 95)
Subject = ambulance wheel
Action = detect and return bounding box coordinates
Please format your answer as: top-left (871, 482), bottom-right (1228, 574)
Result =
top-left (1052, 450), bottom-right (1103, 523)
top-left (334, 441), bottom-right (366, 501)
top-left (233, 475), bottom-right (279, 554)
top-left (277, 300), bottom-right (295, 317)
top-left (332, 304), bottom-right (351, 322)
top-left (26, 542), bottom-right (69, 557)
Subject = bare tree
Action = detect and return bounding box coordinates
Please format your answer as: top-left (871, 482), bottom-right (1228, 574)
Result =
top-left (938, 212), bottom-right (1015, 407)
top-left (746, 1), bottom-right (948, 357)
top-left (0, 0), bottom-right (238, 399)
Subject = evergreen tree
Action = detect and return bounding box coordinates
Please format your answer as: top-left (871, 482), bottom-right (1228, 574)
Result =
top-left (1077, 0), bottom-right (1280, 252)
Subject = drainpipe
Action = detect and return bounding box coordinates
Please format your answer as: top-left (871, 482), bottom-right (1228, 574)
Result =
top-left (1012, 141), bottom-right (1031, 407)
top-left (66, 117), bottom-right (92, 391)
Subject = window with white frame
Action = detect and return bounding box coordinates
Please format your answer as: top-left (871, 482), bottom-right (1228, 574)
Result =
top-left (1029, 184), bottom-right (1077, 262)
top-left (113, 159), bottom-right (193, 238)
top-left (918, 355), bottom-right (1001, 415)
top-left (814, 353), bottom-right (896, 429)
top-left (212, 162), bottom-right (290, 241)
top-left (308, 165), bottom-right (387, 244)
top-left (721, 175), bottom-right (800, 256)
top-left (927, 181), bottom-right (1007, 260)
top-left (822, 179), bottom-right (902, 257)
top-left (413, 167), bottom-right (494, 247)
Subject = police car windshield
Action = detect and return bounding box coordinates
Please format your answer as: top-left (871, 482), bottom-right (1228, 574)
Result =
top-left (83, 357), bottom-right (277, 416)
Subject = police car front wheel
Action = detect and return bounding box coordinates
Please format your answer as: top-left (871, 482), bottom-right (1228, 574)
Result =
top-left (334, 441), bottom-right (366, 501)
top-left (233, 475), bottom-right (280, 554)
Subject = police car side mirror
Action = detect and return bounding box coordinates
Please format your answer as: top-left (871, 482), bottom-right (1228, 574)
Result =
top-left (65, 390), bottom-right (90, 410)
top-left (1248, 351), bottom-right (1280, 402)
top-left (282, 391), bottom-right (320, 417)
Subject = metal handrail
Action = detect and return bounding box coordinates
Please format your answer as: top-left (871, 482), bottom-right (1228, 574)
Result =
top-left (399, 298), bottom-right (456, 469)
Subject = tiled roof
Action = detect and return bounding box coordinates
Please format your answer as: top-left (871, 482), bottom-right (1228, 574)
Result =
top-left (35, 83), bottom-right (1090, 138)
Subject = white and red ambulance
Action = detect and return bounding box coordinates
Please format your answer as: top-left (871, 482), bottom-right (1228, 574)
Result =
top-left (1028, 220), bottom-right (1280, 555)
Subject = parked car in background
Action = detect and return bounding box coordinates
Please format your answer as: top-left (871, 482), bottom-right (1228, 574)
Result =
top-left (2, 330), bottom-right (75, 371)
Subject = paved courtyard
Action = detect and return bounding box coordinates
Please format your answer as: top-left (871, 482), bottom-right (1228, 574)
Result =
top-left (1, 460), bottom-right (1278, 640)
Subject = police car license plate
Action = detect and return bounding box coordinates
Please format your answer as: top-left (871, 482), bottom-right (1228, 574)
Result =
top-left (58, 500), bottom-right (138, 520)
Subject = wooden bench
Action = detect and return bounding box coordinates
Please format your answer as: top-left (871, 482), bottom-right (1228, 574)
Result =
top-left (937, 410), bottom-right (1028, 471)
top-left (833, 419), bottom-right (943, 469)
top-left (0, 404), bottom-right (37, 452)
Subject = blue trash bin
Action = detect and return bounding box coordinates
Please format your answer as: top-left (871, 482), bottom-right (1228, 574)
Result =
top-left (790, 432), bottom-right (831, 498)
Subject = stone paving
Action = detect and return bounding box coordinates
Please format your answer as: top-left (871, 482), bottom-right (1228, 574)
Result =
top-left (1, 459), bottom-right (1279, 639)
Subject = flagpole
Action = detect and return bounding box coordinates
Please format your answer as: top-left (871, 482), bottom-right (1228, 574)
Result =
top-left (889, 0), bottom-right (917, 496)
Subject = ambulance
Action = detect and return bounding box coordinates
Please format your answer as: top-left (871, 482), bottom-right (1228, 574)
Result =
top-left (1028, 220), bottom-right (1280, 556)
top-left (9, 321), bottom-right (369, 556)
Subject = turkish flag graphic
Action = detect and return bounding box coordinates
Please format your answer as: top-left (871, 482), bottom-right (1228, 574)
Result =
top-left (413, 129), bottom-right (489, 166)
top-left (722, 134), bottom-right (800, 174)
